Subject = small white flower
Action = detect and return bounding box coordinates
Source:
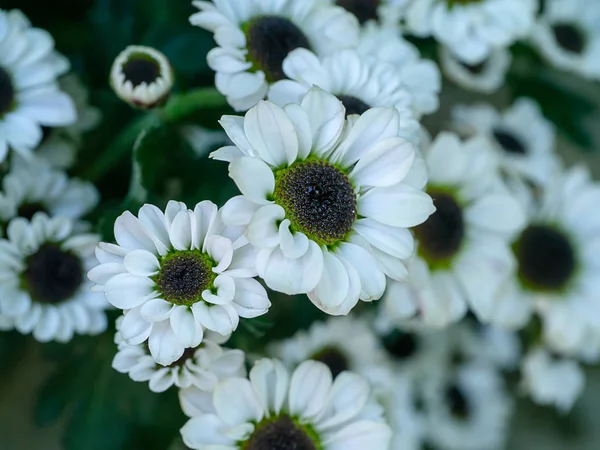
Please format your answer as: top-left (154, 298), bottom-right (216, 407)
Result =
top-left (520, 347), bottom-right (585, 412)
top-left (422, 363), bottom-right (513, 450)
top-left (0, 213), bottom-right (107, 342)
top-left (531, 0), bottom-right (600, 80)
top-left (404, 0), bottom-right (536, 64)
top-left (382, 132), bottom-right (526, 327)
top-left (0, 9), bottom-right (76, 162)
top-left (0, 160), bottom-right (99, 229)
top-left (440, 46), bottom-right (512, 94)
top-left (113, 316), bottom-right (246, 393)
top-left (189, 0), bottom-right (360, 111)
top-left (357, 23), bottom-right (441, 117)
top-left (452, 98), bottom-right (560, 186)
top-left (213, 87), bottom-right (434, 315)
top-left (268, 315), bottom-right (391, 387)
top-left (268, 48), bottom-right (419, 143)
top-left (110, 45), bottom-right (173, 109)
top-left (180, 358), bottom-right (392, 450)
top-left (490, 166), bottom-right (600, 359)
top-left (88, 200), bottom-right (271, 366)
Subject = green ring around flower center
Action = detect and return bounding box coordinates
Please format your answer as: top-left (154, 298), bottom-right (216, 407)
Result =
top-left (240, 414), bottom-right (323, 450)
top-left (153, 250), bottom-right (217, 306)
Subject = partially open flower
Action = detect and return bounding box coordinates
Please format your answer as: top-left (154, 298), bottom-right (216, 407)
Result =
top-left (110, 45), bottom-right (173, 109)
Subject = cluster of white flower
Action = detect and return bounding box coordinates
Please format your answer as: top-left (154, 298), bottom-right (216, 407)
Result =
top-left (2, 1), bottom-right (600, 449)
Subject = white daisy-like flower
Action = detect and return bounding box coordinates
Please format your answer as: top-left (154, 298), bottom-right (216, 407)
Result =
top-left (113, 316), bottom-right (246, 393)
top-left (422, 363), bottom-right (512, 450)
top-left (404, 0), bottom-right (536, 64)
top-left (34, 74), bottom-right (101, 169)
top-left (452, 98), bottom-right (560, 186)
top-left (489, 166), bottom-right (600, 358)
top-left (531, 0), bottom-right (600, 80)
top-left (382, 132), bottom-right (526, 327)
top-left (110, 45), bottom-right (173, 109)
top-left (212, 87), bottom-right (434, 315)
top-left (180, 358), bottom-right (392, 450)
top-left (87, 199), bottom-right (271, 366)
top-left (356, 23), bottom-right (441, 117)
top-left (0, 160), bottom-right (99, 229)
top-left (440, 46), bottom-right (512, 94)
top-left (520, 346), bottom-right (585, 412)
top-left (323, 0), bottom-right (409, 27)
top-left (189, 0), bottom-right (360, 111)
top-left (268, 48), bottom-right (419, 143)
top-left (0, 213), bottom-right (107, 342)
top-left (268, 315), bottom-right (391, 387)
top-left (0, 9), bottom-right (76, 162)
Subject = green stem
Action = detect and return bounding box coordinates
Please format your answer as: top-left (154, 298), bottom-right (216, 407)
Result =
top-left (161, 86), bottom-right (227, 123)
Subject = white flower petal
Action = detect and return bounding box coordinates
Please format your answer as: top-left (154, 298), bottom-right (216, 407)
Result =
top-left (229, 156), bottom-right (275, 205)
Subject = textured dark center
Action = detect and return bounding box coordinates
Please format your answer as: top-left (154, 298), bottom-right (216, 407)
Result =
top-left (122, 57), bottom-right (161, 87)
top-left (446, 385), bottom-right (470, 419)
top-left (515, 225), bottom-right (575, 291)
top-left (274, 161), bottom-right (357, 247)
top-left (493, 128), bottom-right (527, 155)
top-left (246, 16), bottom-right (311, 82)
top-left (414, 191), bottom-right (464, 262)
top-left (168, 346), bottom-right (198, 368)
top-left (17, 203), bottom-right (47, 221)
top-left (23, 244), bottom-right (83, 304)
top-left (337, 95), bottom-right (370, 117)
top-left (335, 0), bottom-right (380, 25)
top-left (245, 415), bottom-right (317, 450)
top-left (552, 23), bottom-right (586, 54)
top-left (460, 60), bottom-right (486, 75)
top-left (311, 347), bottom-right (349, 379)
top-left (382, 330), bottom-right (419, 360)
top-left (0, 66), bottom-right (15, 115)
top-left (155, 252), bottom-right (215, 306)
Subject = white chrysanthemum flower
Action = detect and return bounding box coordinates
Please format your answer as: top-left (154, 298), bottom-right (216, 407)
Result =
top-left (180, 358), bottom-right (392, 450)
top-left (323, 0), bottom-right (409, 27)
top-left (440, 46), bottom-right (512, 94)
top-left (189, 0), bottom-right (360, 111)
top-left (422, 363), bottom-right (512, 450)
top-left (0, 213), bottom-right (107, 342)
top-left (404, 0), bottom-right (536, 64)
top-left (110, 45), bottom-right (173, 109)
top-left (268, 315), bottom-right (391, 387)
top-left (489, 166), bottom-right (600, 359)
top-left (268, 48), bottom-right (419, 143)
top-left (382, 132), bottom-right (526, 327)
top-left (520, 347), bottom-right (585, 412)
top-left (0, 161), bottom-right (98, 229)
top-left (0, 9), bottom-right (76, 162)
top-left (531, 0), bottom-right (600, 80)
top-left (452, 98), bottom-right (560, 186)
top-left (34, 74), bottom-right (101, 169)
top-left (212, 87), bottom-right (434, 315)
top-left (88, 200), bottom-right (271, 366)
top-left (113, 316), bottom-right (245, 393)
top-left (357, 23), bottom-right (441, 116)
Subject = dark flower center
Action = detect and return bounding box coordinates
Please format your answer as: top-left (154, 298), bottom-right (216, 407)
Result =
top-left (460, 60), bottom-right (486, 75)
top-left (552, 23), bottom-right (586, 54)
top-left (246, 16), bottom-right (312, 82)
top-left (244, 415), bottom-right (317, 450)
top-left (335, 0), bottom-right (380, 25)
top-left (122, 55), bottom-right (161, 87)
top-left (445, 384), bottom-right (470, 419)
top-left (23, 244), bottom-right (83, 304)
top-left (382, 330), bottom-right (419, 360)
top-left (514, 225), bottom-right (576, 292)
top-left (0, 67), bottom-right (15, 116)
top-left (311, 347), bottom-right (349, 379)
top-left (155, 251), bottom-right (216, 306)
top-left (168, 346), bottom-right (198, 368)
top-left (337, 95), bottom-right (371, 116)
top-left (274, 161), bottom-right (357, 247)
top-left (492, 128), bottom-right (527, 155)
top-left (17, 203), bottom-right (47, 221)
top-left (414, 190), bottom-right (464, 265)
